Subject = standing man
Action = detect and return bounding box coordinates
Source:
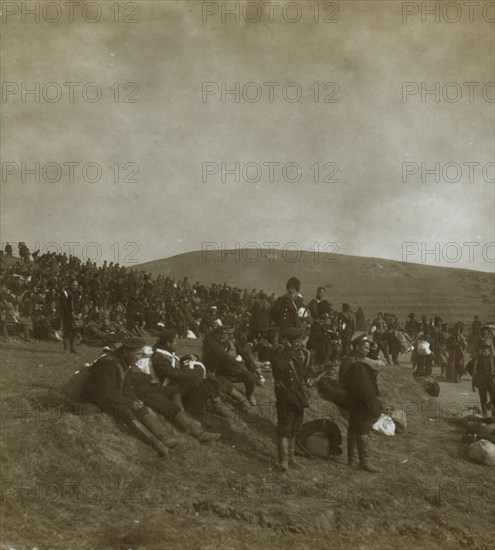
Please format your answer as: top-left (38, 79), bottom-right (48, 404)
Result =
top-left (381, 325), bottom-right (401, 366)
top-left (342, 336), bottom-right (381, 473)
top-left (270, 325), bottom-right (311, 473)
top-left (447, 323), bottom-right (467, 382)
top-left (270, 277), bottom-right (301, 341)
top-left (472, 343), bottom-right (495, 418)
top-left (306, 300), bottom-right (339, 366)
top-left (404, 313), bottom-right (419, 339)
top-left (355, 307), bottom-right (367, 332)
top-left (339, 303), bottom-right (355, 359)
top-left (307, 287), bottom-right (326, 321)
top-left (60, 279), bottom-right (80, 354)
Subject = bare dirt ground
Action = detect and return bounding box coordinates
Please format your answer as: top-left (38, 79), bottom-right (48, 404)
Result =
top-left (1, 337), bottom-right (494, 550)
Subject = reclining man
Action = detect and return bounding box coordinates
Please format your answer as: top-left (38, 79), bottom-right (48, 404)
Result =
top-left (131, 334), bottom-right (221, 444)
top-left (149, 329), bottom-right (224, 433)
top-left (83, 337), bottom-right (173, 457)
top-left (202, 326), bottom-right (258, 413)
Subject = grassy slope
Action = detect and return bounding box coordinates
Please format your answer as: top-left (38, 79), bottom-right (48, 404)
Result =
top-left (136, 250), bottom-right (495, 324)
top-left (1, 338), bottom-right (494, 550)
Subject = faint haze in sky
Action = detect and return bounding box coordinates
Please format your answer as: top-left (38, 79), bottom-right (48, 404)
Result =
top-left (1, 0), bottom-right (494, 272)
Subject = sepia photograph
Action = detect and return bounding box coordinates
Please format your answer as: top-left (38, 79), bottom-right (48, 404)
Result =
top-left (0, 1), bottom-right (494, 548)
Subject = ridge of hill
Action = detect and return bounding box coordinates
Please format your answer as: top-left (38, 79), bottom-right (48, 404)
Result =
top-left (137, 250), bottom-right (495, 324)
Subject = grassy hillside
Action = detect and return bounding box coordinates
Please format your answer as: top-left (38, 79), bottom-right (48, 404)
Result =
top-left (137, 250), bottom-right (495, 324)
top-left (1, 338), bottom-right (494, 549)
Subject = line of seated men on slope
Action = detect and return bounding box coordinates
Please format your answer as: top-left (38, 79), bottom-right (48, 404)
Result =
top-left (70, 276), bottom-right (495, 476)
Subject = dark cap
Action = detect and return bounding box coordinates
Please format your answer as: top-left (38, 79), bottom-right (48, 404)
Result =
top-left (158, 329), bottom-right (177, 345)
top-left (121, 337), bottom-right (146, 350)
top-left (286, 277), bottom-right (301, 292)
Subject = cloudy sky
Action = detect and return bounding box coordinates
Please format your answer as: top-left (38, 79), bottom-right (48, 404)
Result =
top-left (1, 0), bottom-right (494, 272)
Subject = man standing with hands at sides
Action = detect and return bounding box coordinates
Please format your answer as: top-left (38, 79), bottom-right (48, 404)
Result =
top-left (270, 277), bottom-right (301, 342)
top-left (472, 343), bottom-right (495, 419)
top-left (342, 335), bottom-right (382, 473)
top-left (60, 279), bottom-right (81, 354)
top-left (307, 286), bottom-right (326, 321)
top-left (270, 325), bottom-right (311, 474)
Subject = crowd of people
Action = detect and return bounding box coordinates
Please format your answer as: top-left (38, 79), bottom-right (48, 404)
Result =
top-left (1, 246), bottom-right (494, 473)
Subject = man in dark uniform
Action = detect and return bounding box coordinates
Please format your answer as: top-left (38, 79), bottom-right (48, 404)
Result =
top-left (150, 329), bottom-right (222, 440)
top-left (270, 325), bottom-right (311, 473)
top-left (342, 335), bottom-right (381, 473)
top-left (270, 277), bottom-right (301, 341)
top-left (472, 343), bottom-right (495, 418)
top-left (338, 303), bottom-right (355, 359)
top-left (60, 279), bottom-right (80, 354)
top-left (306, 300), bottom-right (339, 366)
top-left (370, 312), bottom-right (391, 365)
top-left (447, 323), bottom-right (467, 382)
top-left (202, 326), bottom-right (257, 411)
top-left (83, 338), bottom-right (171, 457)
top-left (307, 287), bottom-right (326, 321)
top-left (404, 313), bottom-right (419, 339)
top-left (248, 292), bottom-right (272, 342)
top-left (381, 325), bottom-right (401, 366)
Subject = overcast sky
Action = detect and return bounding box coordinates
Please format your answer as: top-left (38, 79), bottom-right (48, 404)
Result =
top-left (1, 0), bottom-right (494, 272)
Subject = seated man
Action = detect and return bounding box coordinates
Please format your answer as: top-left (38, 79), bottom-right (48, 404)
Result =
top-left (202, 326), bottom-right (257, 411)
top-left (83, 338), bottom-right (171, 457)
top-left (132, 343), bottom-right (221, 444)
top-left (150, 329), bottom-right (225, 430)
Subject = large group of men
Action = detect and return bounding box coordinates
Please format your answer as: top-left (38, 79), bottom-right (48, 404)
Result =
top-left (1, 246), bottom-right (494, 474)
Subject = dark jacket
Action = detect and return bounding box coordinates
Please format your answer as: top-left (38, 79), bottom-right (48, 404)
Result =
top-left (202, 335), bottom-right (246, 378)
top-left (84, 349), bottom-right (137, 408)
top-left (342, 360), bottom-right (381, 433)
top-left (270, 344), bottom-right (311, 408)
top-left (473, 355), bottom-right (495, 386)
top-left (60, 289), bottom-right (75, 324)
top-left (270, 295), bottom-right (299, 337)
top-left (306, 320), bottom-right (338, 364)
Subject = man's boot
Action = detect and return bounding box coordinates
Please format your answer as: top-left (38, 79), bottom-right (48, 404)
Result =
top-left (247, 393), bottom-right (257, 406)
top-left (230, 387), bottom-right (257, 422)
top-left (140, 410), bottom-right (180, 448)
top-left (288, 436), bottom-right (303, 469)
top-left (172, 393), bottom-right (185, 411)
top-left (347, 432), bottom-right (358, 467)
top-left (173, 410), bottom-right (221, 443)
top-left (356, 435), bottom-right (380, 473)
top-left (230, 387), bottom-right (253, 413)
top-left (277, 436), bottom-right (290, 473)
top-left (127, 419), bottom-right (169, 458)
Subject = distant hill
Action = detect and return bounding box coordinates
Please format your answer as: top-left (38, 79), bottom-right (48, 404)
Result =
top-left (136, 249), bottom-right (495, 324)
